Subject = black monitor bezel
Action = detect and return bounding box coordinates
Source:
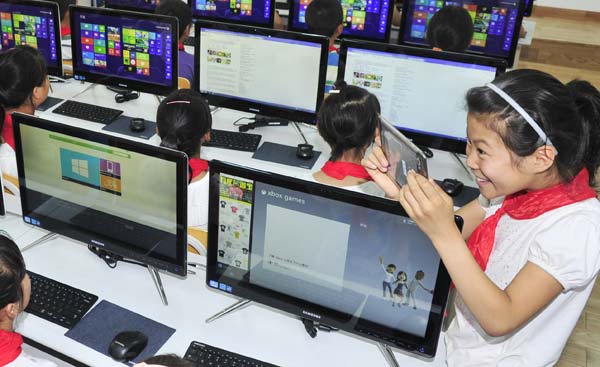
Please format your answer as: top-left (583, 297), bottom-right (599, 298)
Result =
top-left (189, 0), bottom-right (276, 28)
top-left (338, 39), bottom-right (506, 154)
top-left (206, 160), bottom-right (456, 357)
top-left (287, 0), bottom-right (394, 43)
top-left (12, 113), bottom-right (189, 276)
top-left (397, 0), bottom-right (526, 67)
top-left (193, 20), bottom-right (328, 124)
top-left (524, 0), bottom-right (533, 17)
top-left (0, 0), bottom-right (64, 77)
top-left (104, 0), bottom-right (157, 13)
top-left (69, 5), bottom-right (179, 96)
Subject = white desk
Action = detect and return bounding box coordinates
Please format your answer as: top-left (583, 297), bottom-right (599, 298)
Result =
top-left (1, 213), bottom-right (447, 367)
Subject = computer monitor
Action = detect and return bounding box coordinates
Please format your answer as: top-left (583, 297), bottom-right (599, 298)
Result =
top-left (338, 40), bottom-right (506, 154)
top-left (104, 0), bottom-right (157, 13)
top-left (207, 160), bottom-right (458, 357)
top-left (0, 0), bottom-right (63, 77)
top-left (524, 0), bottom-right (532, 16)
top-left (194, 21), bottom-right (328, 123)
top-left (399, 0), bottom-right (525, 67)
top-left (288, 0), bottom-right (393, 43)
top-left (13, 113), bottom-right (188, 276)
top-left (70, 6), bottom-right (178, 96)
top-left (189, 0), bottom-right (275, 28)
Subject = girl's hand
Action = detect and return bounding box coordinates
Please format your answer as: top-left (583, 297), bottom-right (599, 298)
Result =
top-left (362, 138), bottom-right (401, 200)
top-left (399, 171), bottom-right (458, 243)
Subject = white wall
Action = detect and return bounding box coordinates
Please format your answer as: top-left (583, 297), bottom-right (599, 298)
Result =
top-left (536, 0), bottom-right (600, 12)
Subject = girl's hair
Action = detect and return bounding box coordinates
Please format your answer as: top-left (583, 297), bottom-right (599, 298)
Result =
top-left (396, 271), bottom-right (407, 280)
top-left (415, 270), bottom-right (425, 279)
top-left (466, 69), bottom-right (600, 186)
top-left (156, 89), bottom-right (212, 158)
top-left (426, 5), bottom-right (474, 52)
top-left (317, 84), bottom-right (381, 161)
top-left (0, 235), bottom-right (27, 310)
top-left (0, 45), bottom-right (48, 134)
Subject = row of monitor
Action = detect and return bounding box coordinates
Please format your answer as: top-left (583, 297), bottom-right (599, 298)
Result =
top-left (12, 112), bottom-right (458, 358)
top-left (0, 2), bottom-right (505, 154)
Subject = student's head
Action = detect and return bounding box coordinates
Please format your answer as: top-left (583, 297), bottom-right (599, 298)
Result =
top-left (426, 5), bottom-right (474, 52)
top-left (465, 69), bottom-right (600, 200)
top-left (415, 270), bottom-right (425, 280)
top-left (317, 84), bottom-right (381, 162)
top-left (386, 264), bottom-right (396, 273)
top-left (397, 271), bottom-right (407, 281)
top-left (156, 0), bottom-right (193, 41)
top-left (156, 89), bottom-right (212, 159)
top-left (134, 354), bottom-right (193, 367)
top-left (306, 0), bottom-right (344, 41)
top-left (0, 46), bottom-right (49, 135)
top-left (50, 0), bottom-right (75, 22)
top-left (0, 235), bottom-right (30, 330)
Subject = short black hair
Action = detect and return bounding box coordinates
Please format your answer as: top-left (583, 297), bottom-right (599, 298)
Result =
top-left (317, 85), bottom-right (381, 161)
top-left (426, 5), bottom-right (474, 52)
top-left (48, 0), bottom-right (75, 21)
top-left (305, 0), bottom-right (343, 38)
top-left (0, 235), bottom-right (27, 310)
top-left (155, 0), bottom-right (192, 39)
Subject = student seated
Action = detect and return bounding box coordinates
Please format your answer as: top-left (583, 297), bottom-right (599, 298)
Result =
top-left (0, 46), bottom-right (50, 179)
top-left (305, 0), bottom-right (343, 93)
top-left (134, 354), bottom-right (192, 367)
top-left (49, 0), bottom-right (75, 38)
top-left (156, 0), bottom-right (194, 85)
top-left (156, 89), bottom-right (211, 229)
top-left (426, 5), bottom-right (474, 52)
top-left (0, 235), bottom-right (57, 367)
top-left (312, 84), bottom-right (384, 197)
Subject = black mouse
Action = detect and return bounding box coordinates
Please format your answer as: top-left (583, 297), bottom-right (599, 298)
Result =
top-left (129, 118), bottom-right (146, 132)
top-left (441, 178), bottom-right (464, 197)
top-left (296, 143), bottom-right (314, 160)
top-left (108, 330), bottom-right (148, 361)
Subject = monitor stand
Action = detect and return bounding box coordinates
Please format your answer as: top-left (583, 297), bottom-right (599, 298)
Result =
top-left (148, 265), bottom-right (169, 306)
top-left (377, 343), bottom-right (401, 367)
top-left (20, 232), bottom-right (59, 253)
top-left (205, 299), bottom-right (252, 324)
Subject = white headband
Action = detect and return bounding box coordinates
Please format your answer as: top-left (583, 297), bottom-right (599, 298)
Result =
top-left (486, 83), bottom-right (556, 150)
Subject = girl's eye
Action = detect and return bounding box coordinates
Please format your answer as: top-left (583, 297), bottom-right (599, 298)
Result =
top-left (477, 148), bottom-right (486, 156)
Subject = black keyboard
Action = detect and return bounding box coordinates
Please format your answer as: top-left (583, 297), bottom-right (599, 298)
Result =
top-left (25, 270), bottom-right (98, 329)
top-left (184, 341), bottom-right (279, 367)
top-left (204, 129), bottom-right (262, 152)
top-left (52, 100), bottom-right (123, 124)
top-left (183, 36), bottom-right (195, 46)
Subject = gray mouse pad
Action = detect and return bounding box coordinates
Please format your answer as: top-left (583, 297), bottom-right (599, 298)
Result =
top-left (252, 142), bottom-right (321, 169)
top-left (36, 96), bottom-right (63, 112)
top-left (64, 300), bottom-right (175, 364)
top-left (102, 115), bottom-right (157, 140)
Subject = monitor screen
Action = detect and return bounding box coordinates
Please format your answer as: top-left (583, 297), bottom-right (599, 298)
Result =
top-left (70, 6), bottom-right (178, 96)
top-left (524, 0), bottom-right (532, 16)
top-left (399, 0), bottom-right (525, 67)
top-left (104, 0), bottom-right (157, 13)
top-left (0, 0), bottom-right (62, 76)
top-left (206, 160), bottom-right (456, 357)
top-left (194, 21), bottom-right (328, 123)
top-left (13, 113), bottom-right (188, 276)
top-left (338, 41), bottom-right (505, 154)
top-left (288, 0), bottom-right (393, 42)
top-left (190, 0), bottom-right (274, 28)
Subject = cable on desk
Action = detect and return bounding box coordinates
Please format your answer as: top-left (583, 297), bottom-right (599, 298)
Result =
top-left (87, 245), bottom-right (146, 270)
top-left (232, 116), bottom-right (255, 127)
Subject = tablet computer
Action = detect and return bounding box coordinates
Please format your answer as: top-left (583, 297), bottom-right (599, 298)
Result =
top-left (380, 116), bottom-right (428, 186)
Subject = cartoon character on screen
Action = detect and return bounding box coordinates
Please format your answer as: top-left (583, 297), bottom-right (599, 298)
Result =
top-left (405, 270), bottom-right (434, 309)
top-left (379, 256), bottom-right (396, 300)
top-left (228, 184), bottom-right (244, 200)
top-left (392, 271), bottom-right (408, 307)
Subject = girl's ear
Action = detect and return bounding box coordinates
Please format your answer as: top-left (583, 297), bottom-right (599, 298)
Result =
top-left (201, 131), bottom-right (211, 143)
top-left (0, 302), bottom-right (19, 322)
top-left (529, 144), bottom-right (557, 173)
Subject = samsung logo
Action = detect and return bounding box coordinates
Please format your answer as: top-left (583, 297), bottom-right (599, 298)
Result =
top-left (118, 83), bottom-right (128, 88)
top-left (91, 239), bottom-right (105, 247)
top-left (302, 310), bottom-right (321, 320)
top-left (249, 108), bottom-right (260, 112)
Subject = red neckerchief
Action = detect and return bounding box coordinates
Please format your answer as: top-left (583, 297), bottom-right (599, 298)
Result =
top-left (0, 329), bottom-right (23, 365)
top-left (189, 157), bottom-right (209, 181)
top-left (178, 41), bottom-right (185, 51)
top-left (467, 169), bottom-right (597, 271)
top-left (321, 160), bottom-right (372, 181)
top-left (2, 113), bottom-right (14, 150)
top-left (60, 25), bottom-right (70, 37)
top-left (329, 45), bottom-right (339, 53)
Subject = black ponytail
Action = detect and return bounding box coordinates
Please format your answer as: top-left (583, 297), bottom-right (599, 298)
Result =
top-left (0, 235), bottom-right (26, 310)
top-left (466, 69), bottom-right (598, 186)
top-left (156, 89), bottom-right (212, 159)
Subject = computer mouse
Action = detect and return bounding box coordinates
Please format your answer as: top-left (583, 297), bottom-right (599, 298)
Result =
top-left (296, 143), bottom-right (314, 160)
top-left (108, 330), bottom-right (148, 362)
top-left (441, 178), bottom-right (464, 197)
top-left (129, 118), bottom-right (146, 132)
